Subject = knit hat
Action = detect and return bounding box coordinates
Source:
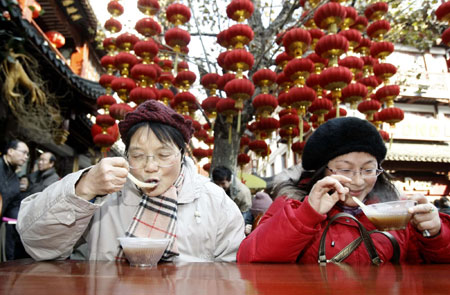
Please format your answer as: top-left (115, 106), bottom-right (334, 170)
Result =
top-left (118, 100), bottom-right (194, 143)
top-left (250, 192), bottom-right (273, 216)
top-left (301, 117), bottom-right (387, 171)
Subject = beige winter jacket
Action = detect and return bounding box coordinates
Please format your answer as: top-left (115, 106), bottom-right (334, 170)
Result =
top-left (17, 158), bottom-right (245, 262)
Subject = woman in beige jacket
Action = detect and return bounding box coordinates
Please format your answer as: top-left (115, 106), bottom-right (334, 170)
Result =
top-left (17, 100), bottom-right (245, 263)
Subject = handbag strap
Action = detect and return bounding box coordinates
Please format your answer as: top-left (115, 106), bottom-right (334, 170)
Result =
top-left (318, 213), bottom-right (382, 265)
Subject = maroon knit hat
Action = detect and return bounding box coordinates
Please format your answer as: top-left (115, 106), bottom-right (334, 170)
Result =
top-left (118, 100), bottom-right (194, 143)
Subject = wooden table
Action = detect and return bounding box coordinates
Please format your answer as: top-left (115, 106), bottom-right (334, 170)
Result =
top-left (1, 259), bottom-right (450, 294)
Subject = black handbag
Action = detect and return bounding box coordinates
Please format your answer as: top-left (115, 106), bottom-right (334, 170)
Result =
top-left (317, 213), bottom-right (400, 265)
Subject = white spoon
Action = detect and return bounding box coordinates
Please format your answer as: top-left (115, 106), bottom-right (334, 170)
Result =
top-left (352, 197), bottom-right (376, 214)
top-left (127, 173), bottom-right (157, 189)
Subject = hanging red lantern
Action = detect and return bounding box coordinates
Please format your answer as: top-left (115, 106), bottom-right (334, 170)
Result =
top-left (378, 107), bottom-right (404, 127)
top-left (102, 37), bottom-right (116, 54)
top-left (240, 136), bottom-right (250, 152)
top-left (308, 28), bottom-right (325, 50)
top-left (193, 148), bottom-right (210, 161)
top-left (203, 163), bottom-right (211, 173)
top-left (375, 85), bottom-right (400, 107)
top-left (158, 88), bottom-right (174, 105)
top-left (276, 73), bottom-right (292, 93)
top-left (227, 24), bottom-right (254, 49)
top-left (379, 130), bottom-right (390, 142)
top-left (194, 128), bottom-right (208, 142)
top-left (45, 31), bottom-right (65, 48)
top-left (237, 153), bottom-right (251, 167)
top-left (284, 58), bottom-right (314, 87)
top-left (166, 3), bottom-right (191, 26)
top-left (370, 41), bottom-right (394, 60)
top-left (282, 28), bottom-right (311, 58)
top-left (373, 63), bottom-right (397, 84)
top-left (137, 0), bottom-right (160, 16)
top-left (364, 2), bottom-right (389, 21)
top-left (367, 20), bottom-right (391, 41)
top-left (319, 66), bottom-right (353, 109)
top-left (308, 97), bottom-right (332, 125)
top-left (342, 6), bottom-right (357, 29)
top-left (341, 82), bottom-right (368, 108)
top-left (354, 37), bottom-right (372, 55)
top-left (175, 70), bottom-right (197, 91)
top-left (114, 52), bottom-right (138, 77)
top-left (325, 107), bottom-right (347, 121)
top-left (350, 16), bottom-right (368, 32)
top-left (135, 18), bottom-right (161, 37)
top-left (436, 2), bottom-right (450, 23)
top-left (92, 123), bottom-right (119, 149)
top-left (173, 92), bottom-right (197, 114)
top-left (99, 74), bottom-right (116, 94)
top-left (315, 34), bottom-right (349, 66)
top-left (224, 78), bottom-right (255, 109)
top-left (442, 27), bottom-right (450, 46)
top-left (338, 56), bottom-right (363, 77)
top-left (107, 0), bottom-right (124, 16)
top-left (292, 141), bottom-right (307, 155)
top-left (248, 139), bottom-right (268, 157)
top-left (104, 18), bottom-right (122, 33)
top-left (226, 0), bottom-right (255, 22)
top-left (201, 73), bottom-right (221, 94)
top-left (275, 52), bottom-right (293, 70)
top-left (358, 75), bottom-right (379, 94)
top-left (217, 30), bottom-right (230, 49)
top-left (134, 40), bottom-right (159, 63)
top-left (252, 94), bottom-right (278, 118)
top-left (165, 27), bottom-right (191, 52)
top-left (129, 87), bottom-right (158, 105)
top-left (96, 114), bottom-right (115, 129)
top-left (132, 64), bottom-right (157, 87)
top-left (111, 77), bottom-right (136, 102)
top-left (218, 73), bottom-right (238, 92)
top-left (97, 95), bottom-right (116, 111)
top-left (158, 72), bottom-right (174, 89)
top-left (201, 96), bottom-right (220, 121)
top-left (338, 29), bottom-right (362, 51)
top-left (101, 55), bottom-right (116, 74)
top-left (357, 99), bottom-right (381, 121)
top-left (224, 49), bottom-right (254, 78)
top-left (313, 2), bottom-right (346, 33)
top-left (217, 98), bottom-right (239, 143)
top-left (258, 118), bottom-right (280, 139)
top-left (109, 103), bottom-right (134, 120)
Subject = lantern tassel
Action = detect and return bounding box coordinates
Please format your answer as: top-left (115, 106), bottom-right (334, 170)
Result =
top-left (299, 116), bottom-right (304, 141)
top-left (237, 110), bottom-right (242, 133)
top-left (228, 124), bottom-right (232, 144)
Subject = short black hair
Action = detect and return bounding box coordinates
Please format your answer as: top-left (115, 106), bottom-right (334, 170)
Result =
top-left (4, 140), bottom-right (21, 153)
top-left (212, 166), bottom-right (232, 182)
top-left (47, 152), bottom-right (56, 164)
top-left (123, 121), bottom-right (186, 154)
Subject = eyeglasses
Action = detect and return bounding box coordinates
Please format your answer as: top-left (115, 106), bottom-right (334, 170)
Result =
top-left (326, 167), bottom-right (384, 179)
top-left (127, 149), bottom-right (181, 169)
top-left (15, 149), bottom-right (29, 157)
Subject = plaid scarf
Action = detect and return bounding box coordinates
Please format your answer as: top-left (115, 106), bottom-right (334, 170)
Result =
top-left (117, 165), bottom-right (185, 262)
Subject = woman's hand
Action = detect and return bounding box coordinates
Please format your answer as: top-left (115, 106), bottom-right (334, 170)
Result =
top-left (408, 194), bottom-right (441, 237)
top-left (308, 175), bottom-right (351, 215)
top-left (75, 157), bottom-right (129, 201)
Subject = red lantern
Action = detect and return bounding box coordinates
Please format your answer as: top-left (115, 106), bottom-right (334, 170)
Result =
top-left (379, 130), bottom-right (390, 142)
top-left (96, 114), bottom-right (115, 128)
top-left (308, 97), bottom-right (332, 125)
top-left (240, 136), bottom-right (250, 151)
top-left (258, 118), bottom-right (280, 139)
top-left (308, 28), bottom-right (325, 50)
top-left (284, 58), bottom-right (314, 87)
top-left (224, 78), bottom-right (255, 109)
top-left (319, 66), bottom-right (353, 92)
top-left (373, 63), bottom-right (397, 83)
top-left (216, 98), bottom-right (238, 142)
top-left (282, 28), bottom-right (311, 58)
top-left (354, 37), bottom-right (372, 55)
top-left (375, 85), bottom-right (400, 107)
top-left (131, 64), bottom-right (157, 87)
top-left (338, 56), bottom-right (363, 77)
top-left (217, 30), bottom-right (230, 49)
top-left (102, 37), bottom-right (116, 54)
top-left (325, 108), bottom-right (347, 121)
top-left (248, 139), bottom-right (268, 157)
top-left (350, 16), bottom-right (368, 32)
top-left (436, 2), bottom-right (450, 23)
top-left (158, 72), bottom-right (174, 89)
top-left (227, 24), bottom-right (254, 49)
top-left (276, 73), bottom-right (292, 93)
top-left (104, 18), bottom-right (122, 33)
top-left (201, 73), bottom-right (221, 94)
top-left (175, 70), bottom-right (197, 90)
top-left (45, 31), bottom-right (65, 48)
top-left (194, 129), bottom-right (208, 142)
top-left (107, 1), bottom-right (124, 16)
top-left (165, 27), bottom-right (191, 52)
top-left (129, 87), bottom-right (158, 105)
top-left (166, 3), bottom-right (191, 26)
top-left (370, 41), bottom-right (394, 59)
top-left (109, 103), bottom-right (134, 120)
top-left (137, 0), bottom-right (160, 16)
top-left (358, 75), bottom-right (379, 94)
top-left (134, 40), bottom-right (159, 62)
top-left (114, 52), bottom-right (138, 77)
top-left (173, 92), bottom-right (197, 114)
top-left (237, 153), bottom-right (251, 166)
top-left (313, 2), bottom-right (346, 32)
top-left (135, 18), bottom-right (161, 37)
top-left (378, 107), bottom-right (404, 126)
top-left (158, 88), bottom-right (174, 105)
top-left (343, 6), bottom-right (357, 29)
top-left (111, 77), bottom-right (136, 102)
top-left (97, 95), bottom-right (116, 110)
top-left (226, 0), bottom-right (255, 22)
top-left (292, 141), bottom-right (306, 155)
top-left (202, 96), bottom-right (220, 119)
top-left (193, 148), bottom-right (209, 161)
top-left (101, 56), bottom-right (116, 74)
top-left (224, 49), bottom-right (254, 77)
top-left (29, 1), bottom-right (42, 19)
top-left (252, 94), bottom-right (278, 118)
top-left (367, 20), bottom-right (391, 40)
top-left (364, 2), bottom-right (389, 21)
top-left (203, 163), bottom-right (211, 173)
top-left (338, 29), bottom-right (362, 51)
top-left (441, 27), bottom-right (450, 47)
top-left (315, 34), bottom-right (349, 66)
top-left (341, 82), bottom-right (368, 108)
top-left (357, 99), bottom-right (381, 121)
top-left (275, 52), bottom-right (293, 70)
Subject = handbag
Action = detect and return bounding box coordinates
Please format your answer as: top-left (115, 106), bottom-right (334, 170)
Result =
top-left (317, 213), bottom-right (400, 265)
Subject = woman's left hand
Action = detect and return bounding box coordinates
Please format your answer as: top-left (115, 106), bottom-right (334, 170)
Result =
top-left (408, 194), bottom-right (441, 237)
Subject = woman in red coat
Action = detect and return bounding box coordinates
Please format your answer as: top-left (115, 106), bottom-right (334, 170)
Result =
top-left (237, 117), bottom-right (450, 264)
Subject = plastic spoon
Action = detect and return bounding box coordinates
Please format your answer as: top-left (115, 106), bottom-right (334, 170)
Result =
top-left (352, 197), bottom-right (376, 214)
top-left (127, 173), bottom-right (157, 189)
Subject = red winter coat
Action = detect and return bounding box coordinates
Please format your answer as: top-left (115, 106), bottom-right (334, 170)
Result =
top-left (237, 196), bottom-right (450, 264)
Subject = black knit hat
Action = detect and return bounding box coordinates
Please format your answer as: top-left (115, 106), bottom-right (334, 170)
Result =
top-left (301, 117), bottom-right (387, 171)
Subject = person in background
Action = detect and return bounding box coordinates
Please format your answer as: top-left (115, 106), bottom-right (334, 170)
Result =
top-left (237, 117), bottom-right (450, 264)
top-left (17, 100), bottom-right (244, 263)
top-left (0, 140), bottom-right (29, 260)
top-left (244, 191), bottom-right (273, 235)
top-left (212, 166), bottom-right (252, 213)
top-left (27, 151), bottom-right (59, 195)
top-left (438, 197), bottom-right (450, 215)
